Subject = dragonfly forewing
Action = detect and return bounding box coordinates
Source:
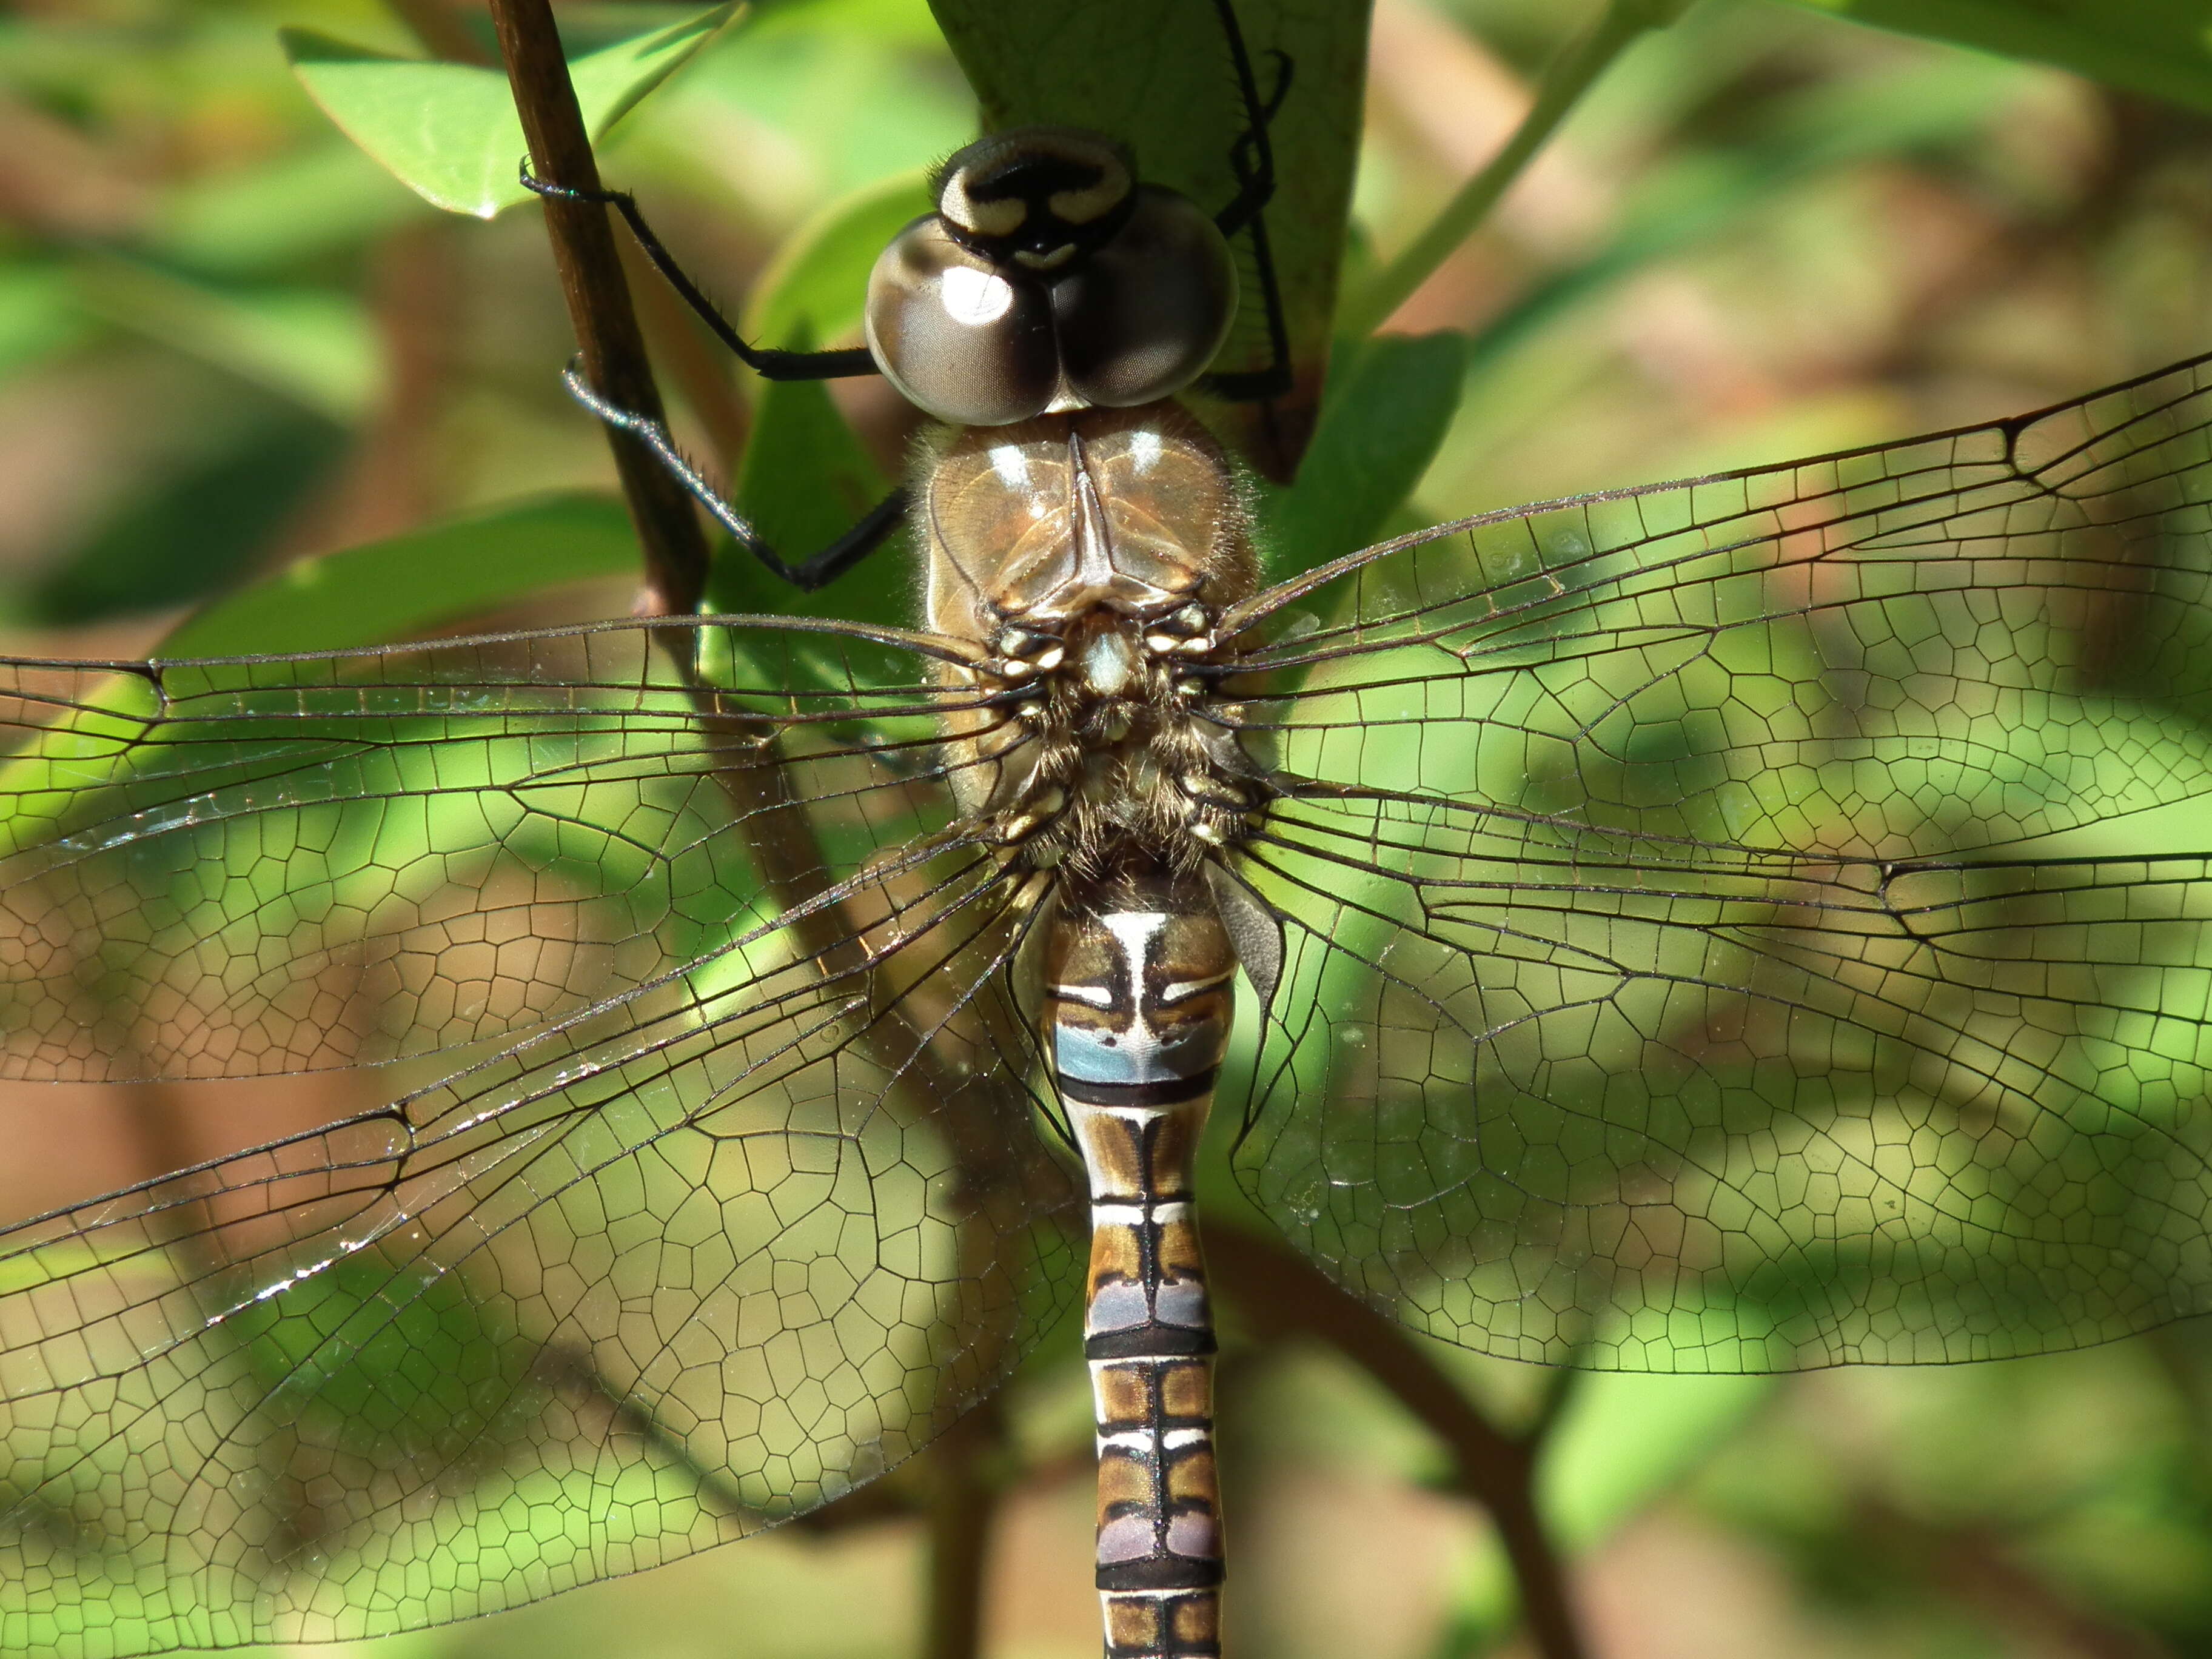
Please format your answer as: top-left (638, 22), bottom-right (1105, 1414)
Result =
top-left (0, 620), bottom-right (1082, 1652)
top-left (1218, 350), bottom-right (2212, 1369)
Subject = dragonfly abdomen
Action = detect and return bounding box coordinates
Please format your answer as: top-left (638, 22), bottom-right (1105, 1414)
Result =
top-left (1041, 862), bottom-right (1235, 1659)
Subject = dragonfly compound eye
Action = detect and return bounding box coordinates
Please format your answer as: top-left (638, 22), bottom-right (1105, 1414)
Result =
top-left (1051, 187), bottom-right (1236, 409)
top-left (933, 127), bottom-right (1137, 270)
top-left (866, 215), bottom-right (1059, 426)
top-left (866, 128), bottom-right (1235, 424)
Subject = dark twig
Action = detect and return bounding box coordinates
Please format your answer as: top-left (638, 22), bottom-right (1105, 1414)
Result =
top-left (1525, 1361), bottom-right (1583, 1444)
top-left (488, 27), bottom-right (1050, 1621)
top-left (487, 0), bottom-right (710, 616)
top-left (923, 1399), bottom-right (1008, 1659)
top-left (1207, 1226), bottom-right (1589, 1659)
top-left (1852, 1494), bottom-right (2167, 1659)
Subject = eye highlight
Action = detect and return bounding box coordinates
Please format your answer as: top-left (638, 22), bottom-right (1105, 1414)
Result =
top-left (939, 264), bottom-right (1018, 327)
top-left (865, 133), bottom-right (1237, 426)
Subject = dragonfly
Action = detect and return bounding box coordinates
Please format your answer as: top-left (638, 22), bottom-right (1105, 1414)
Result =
top-left (7, 8), bottom-right (2212, 1659)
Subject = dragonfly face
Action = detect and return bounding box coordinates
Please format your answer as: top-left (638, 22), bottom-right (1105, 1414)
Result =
top-left (8, 37), bottom-right (2212, 1659)
top-left (865, 127), bottom-right (1238, 426)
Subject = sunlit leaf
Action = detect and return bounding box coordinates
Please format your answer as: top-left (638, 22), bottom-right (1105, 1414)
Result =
top-left (709, 318), bottom-right (903, 626)
top-left (284, 5), bottom-right (737, 220)
top-left (1253, 330), bottom-right (1470, 580)
top-left (741, 169), bottom-right (934, 356)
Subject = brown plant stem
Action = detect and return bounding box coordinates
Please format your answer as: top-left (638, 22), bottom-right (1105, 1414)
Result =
top-left (1852, 1495), bottom-right (2166, 1659)
top-left (281, 219), bottom-right (463, 559)
top-left (488, 0), bottom-right (710, 616)
top-left (1207, 1225), bottom-right (1589, 1659)
top-left (486, 34), bottom-right (1053, 1647)
top-left (922, 1399), bottom-right (1007, 1659)
top-left (1341, 0), bottom-right (1686, 339)
top-left (485, 33), bottom-right (1053, 1657)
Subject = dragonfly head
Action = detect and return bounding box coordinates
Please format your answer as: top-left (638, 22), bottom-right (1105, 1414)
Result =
top-left (865, 127), bottom-right (1238, 426)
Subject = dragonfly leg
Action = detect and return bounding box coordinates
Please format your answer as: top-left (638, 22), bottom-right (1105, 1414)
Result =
top-left (521, 159), bottom-right (879, 384)
top-left (1201, 0), bottom-right (1293, 404)
top-left (563, 361), bottom-right (908, 592)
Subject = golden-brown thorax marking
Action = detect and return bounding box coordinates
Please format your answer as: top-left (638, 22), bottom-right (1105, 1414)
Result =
top-left (919, 402), bottom-right (1262, 873)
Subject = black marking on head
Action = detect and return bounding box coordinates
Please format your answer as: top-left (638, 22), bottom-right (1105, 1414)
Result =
top-left (933, 126), bottom-right (1138, 270)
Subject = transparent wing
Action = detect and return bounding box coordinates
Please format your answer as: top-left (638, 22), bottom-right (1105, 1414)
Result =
top-left (0, 618), bottom-right (1082, 1654)
top-left (0, 620), bottom-right (973, 1080)
top-left (1222, 351), bottom-right (2212, 1369)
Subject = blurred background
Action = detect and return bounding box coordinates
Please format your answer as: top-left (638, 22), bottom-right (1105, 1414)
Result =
top-left (5, 0), bottom-right (2212, 1654)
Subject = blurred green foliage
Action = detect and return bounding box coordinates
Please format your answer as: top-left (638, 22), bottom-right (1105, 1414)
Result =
top-left (4, 0), bottom-right (2212, 1655)
top-left (1780, 0), bottom-right (2212, 118)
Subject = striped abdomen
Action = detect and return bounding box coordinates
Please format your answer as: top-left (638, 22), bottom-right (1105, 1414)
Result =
top-left (1040, 865), bottom-right (1236, 1659)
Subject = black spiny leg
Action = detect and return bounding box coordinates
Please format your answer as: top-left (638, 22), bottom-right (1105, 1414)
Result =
top-left (1199, 0), bottom-right (1295, 404)
top-left (564, 364), bottom-right (908, 592)
top-left (525, 160), bottom-right (902, 590)
top-left (523, 161), bottom-right (878, 383)
top-left (1207, 0), bottom-right (1293, 243)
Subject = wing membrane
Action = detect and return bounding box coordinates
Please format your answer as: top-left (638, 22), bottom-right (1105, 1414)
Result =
top-left (1228, 351), bottom-right (2212, 857)
top-left (10, 341), bottom-right (2212, 1643)
top-left (1233, 790), bottom-right (2212, 1366)
top-left (0, 824), bottom-right (1078, 1652)
top-left (0, 621), bottom-right (982, 1082)
top-left (1224, 353), bottom-right (2212, 1369)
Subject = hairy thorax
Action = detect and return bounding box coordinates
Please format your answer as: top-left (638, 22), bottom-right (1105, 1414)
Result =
top-left (920, 402), bottom-right (1263, 872)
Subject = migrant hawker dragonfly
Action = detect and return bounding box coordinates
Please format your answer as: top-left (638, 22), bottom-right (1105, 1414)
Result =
top-left (5, 337), bottom-right (2212, 1651)
top-left (7, 11), bottom-right (2212, 1659)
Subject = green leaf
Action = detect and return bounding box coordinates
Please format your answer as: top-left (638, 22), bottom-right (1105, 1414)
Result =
top-left (694, 176), bottom-right (934, 627)
top-left (28, 409), bottom-right (350, 627)
top-left (149, 139), bottom-right (429, 275)
top-left (668, 2), bottom-right (976, 219)
top-left (226, 1250), bottom-right (538, 1467)
top-left (741, 169), bottom-right (934, 357)
top-left (1539, 1373), bottom-right (1776, 1546)
top-left (156, 493), bottom-right (640, 657)
top-left (1462, 55), bottom-right (2028, 384)
top-left (283, 4), bottom-right (736, 220)
top-left (0, 263), bottom-right (87, 378)
top-left (928, 0), bottom-right (1373, 479)
top-left (1779, 0), bottom-right (2212, 115)
top-left (1443, 1372), bottom-right (1775, 1643)
top-left (1252, 331), bottom-right (1471, 580)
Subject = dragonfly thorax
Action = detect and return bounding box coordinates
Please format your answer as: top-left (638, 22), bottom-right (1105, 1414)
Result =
top-left (923, 404), bottom-right (1256, 633)
top-left (964, 605), bottom-right (1257, 874)
top-left (925, 403), bottom-right (1262, 871)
